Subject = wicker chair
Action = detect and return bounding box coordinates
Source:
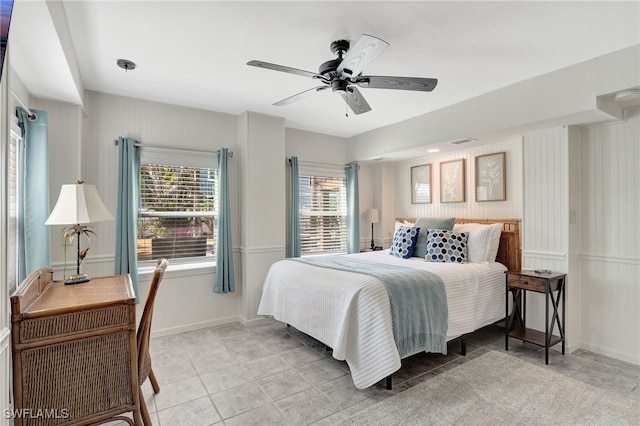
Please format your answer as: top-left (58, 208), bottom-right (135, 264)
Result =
top-left (137, 258), bottom-right (168, 426)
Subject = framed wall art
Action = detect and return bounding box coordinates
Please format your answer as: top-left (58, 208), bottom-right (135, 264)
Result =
top-left (440, 158), bottom-right (465, 203)
top-left (475, 152), bottom-right (506, 201)
top-left (411, 164), bottom-right (432, 204)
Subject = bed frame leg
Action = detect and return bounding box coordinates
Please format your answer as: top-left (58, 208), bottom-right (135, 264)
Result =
top-left (460, 337), bottom-right (467, 356)
top-left (385, 375), bottom-right (392, 390)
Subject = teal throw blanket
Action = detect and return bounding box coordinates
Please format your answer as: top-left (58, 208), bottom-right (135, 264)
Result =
top-left (293, 256), bottom-right (448, 357)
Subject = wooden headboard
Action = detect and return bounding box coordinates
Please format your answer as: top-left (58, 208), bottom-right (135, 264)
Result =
top-left (396, 218), bottom-right (522, 271)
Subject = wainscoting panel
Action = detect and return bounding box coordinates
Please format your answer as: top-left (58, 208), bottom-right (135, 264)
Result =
top-left (241, 246), bottom-right (286, 324)
top-left (136, 250), bottom-right (242, 334)
top-left (577, 108), bottom-right (640, 365)
top-left (580, 256), bottom-right (640, 365)
top-left (0, 327), bottom-right (10, 426)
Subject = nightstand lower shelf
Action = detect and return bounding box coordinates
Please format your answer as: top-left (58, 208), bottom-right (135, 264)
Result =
top-left (508, 327), bottom-right (562, 348)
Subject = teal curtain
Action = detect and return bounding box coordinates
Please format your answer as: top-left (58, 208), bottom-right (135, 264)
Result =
top-left (288, 157), bottom-right (301, 258)
top-left (17, 108), bottom-right (51, 282)
top-left (214, 148), bottom-right (235, 293)
top-left (114, 137), bottom-right (140, 300)
top-left (346, 162), bottom-right (360, 254)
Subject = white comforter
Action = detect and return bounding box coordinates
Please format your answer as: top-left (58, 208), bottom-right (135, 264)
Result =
top-left (257, 250), bottom-right (506, 389)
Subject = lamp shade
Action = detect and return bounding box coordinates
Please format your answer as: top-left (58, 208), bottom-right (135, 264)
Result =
top-left (45, 183), bottom-right (114, 225)
top-left (366, 208), bottom-right (379, 224)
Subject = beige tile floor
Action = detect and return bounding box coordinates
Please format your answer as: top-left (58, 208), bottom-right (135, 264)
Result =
top-left (123, 319), bottom-right (639, 426)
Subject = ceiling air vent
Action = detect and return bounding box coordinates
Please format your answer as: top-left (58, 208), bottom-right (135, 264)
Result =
top-left (448, 138), bottom-right (477, 146)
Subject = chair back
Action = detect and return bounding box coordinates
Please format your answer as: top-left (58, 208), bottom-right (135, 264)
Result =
top-left (137, 258), bottom-right (168, 383)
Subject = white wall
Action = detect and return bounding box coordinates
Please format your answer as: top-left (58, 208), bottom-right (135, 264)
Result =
top-left (379, 138), bottom-right (523, 245)
top-left (522, 114), bottom-right (640, 365)
top-left (522, 126), bottom-right (575, 348)
top-left (80, 91), bottom-right (243, 334)
top-left (578, 107), bottom-right (640, 364)
top-left (239, 112), bottom-right (286, 324)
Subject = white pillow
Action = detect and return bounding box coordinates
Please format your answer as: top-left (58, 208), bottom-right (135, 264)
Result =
top-left (453, 223), bottom-right (502, 262)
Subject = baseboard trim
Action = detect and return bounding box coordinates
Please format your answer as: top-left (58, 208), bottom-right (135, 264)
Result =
top-left (242, 316), bottom-right (275, 328)
top-left (150, 315), bottom-right (242, 338)
top-left (578, 341), bottom-right (640, 367)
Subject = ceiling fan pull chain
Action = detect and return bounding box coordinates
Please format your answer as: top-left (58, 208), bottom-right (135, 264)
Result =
top-left (345, 101), bottom-right (349, 118)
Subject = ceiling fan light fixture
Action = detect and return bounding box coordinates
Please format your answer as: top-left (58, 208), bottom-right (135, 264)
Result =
top-left (116, 59), bottom-right (136, 72)
top-left (331, 79), bottom-right (348, 93)
top-left (614, 89), bottom-right (639, 102)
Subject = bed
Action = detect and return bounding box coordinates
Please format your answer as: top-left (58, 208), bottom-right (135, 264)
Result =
top-left (257, 218), bottom-right (521, 389)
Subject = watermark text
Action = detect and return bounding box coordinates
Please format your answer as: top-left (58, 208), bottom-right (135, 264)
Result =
top-left (4, 408), bottom-right (70, 420)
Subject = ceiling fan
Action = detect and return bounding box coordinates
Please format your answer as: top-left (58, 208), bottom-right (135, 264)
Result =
top-left (247, 34), bottom-right (438, 115)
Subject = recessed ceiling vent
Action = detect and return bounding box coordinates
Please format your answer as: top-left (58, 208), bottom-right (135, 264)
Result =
top-left (448, 138), bottom-right (477, 146)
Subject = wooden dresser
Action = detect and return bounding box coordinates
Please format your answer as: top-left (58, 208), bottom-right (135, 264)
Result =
top-left (10, 269), bottom-right (142, 426)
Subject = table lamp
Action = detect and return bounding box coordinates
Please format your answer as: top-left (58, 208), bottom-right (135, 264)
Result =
top-left (45, 181), bottom-right (114, 284)
top-left (366, 208), bottom-right (379, 251)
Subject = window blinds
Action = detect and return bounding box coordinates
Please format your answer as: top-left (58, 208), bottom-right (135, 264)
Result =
top-left (298, 174), bottom-right (347, 255)
top-left (138, 163), bottom-right (218, 261)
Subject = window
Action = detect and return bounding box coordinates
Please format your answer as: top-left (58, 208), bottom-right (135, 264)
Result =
top-left (2, 121), bottom-right (20, 335)
top-left (7, 122), bottom-right (20, 296)
top-left (137, 162), bottom-right (218, 264)
top-left (298, 171), bottom-right (347, 255)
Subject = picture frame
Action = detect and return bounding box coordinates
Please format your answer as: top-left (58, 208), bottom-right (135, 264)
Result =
top-left (440, 158), bottom-right (465, 203)
top-left (475, 152), bottom-right (506, 201)
top-left (411, 164), bottom-right (432, 204)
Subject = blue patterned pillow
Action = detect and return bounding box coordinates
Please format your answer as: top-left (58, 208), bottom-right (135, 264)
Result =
top-left (425, 229), bottom-right (468, 263)
top-left (389, 226), bottom-right (421, 259)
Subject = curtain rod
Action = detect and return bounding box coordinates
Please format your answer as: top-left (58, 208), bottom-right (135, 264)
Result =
top-left (10, 90), bottom-right (37, 120)
top-left (113, 139), bottom-right (232, 157)
top-left (288, 157), bottom-right (355, 168)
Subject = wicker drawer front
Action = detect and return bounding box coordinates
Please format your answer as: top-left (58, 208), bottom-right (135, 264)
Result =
top-left (19, 305), bottom-right (130, 344)
top-left (507, 275), bottom-right (546, 292)
top-left (19, 331), bottom-right (133, 426)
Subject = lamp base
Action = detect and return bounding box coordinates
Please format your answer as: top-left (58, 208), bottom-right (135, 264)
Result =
top-left (65, 273), bottom-right (91, 285)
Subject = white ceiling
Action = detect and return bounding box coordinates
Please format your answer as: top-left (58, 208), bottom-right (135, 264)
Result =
top-left (9, 1), bottom-right (640, 138)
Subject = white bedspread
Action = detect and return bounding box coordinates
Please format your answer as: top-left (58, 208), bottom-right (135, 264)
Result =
top-left (257, 250), bottom-right (507, 389)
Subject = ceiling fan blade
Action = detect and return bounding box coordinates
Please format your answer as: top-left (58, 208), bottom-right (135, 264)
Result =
top-left (247, 60), bottom-right (321, 79)
top-left (340, 86), bottom-right (372, 115)
top-left (337, 34), bottom-right (389, 78)
top-left (274, 86), bottom-right (330, 106)
top-left (355, 76), bottom-right (438, 92)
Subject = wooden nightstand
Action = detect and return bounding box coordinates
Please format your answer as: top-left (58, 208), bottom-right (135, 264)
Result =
top-left (505, 270), bottom-right (567, 364)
